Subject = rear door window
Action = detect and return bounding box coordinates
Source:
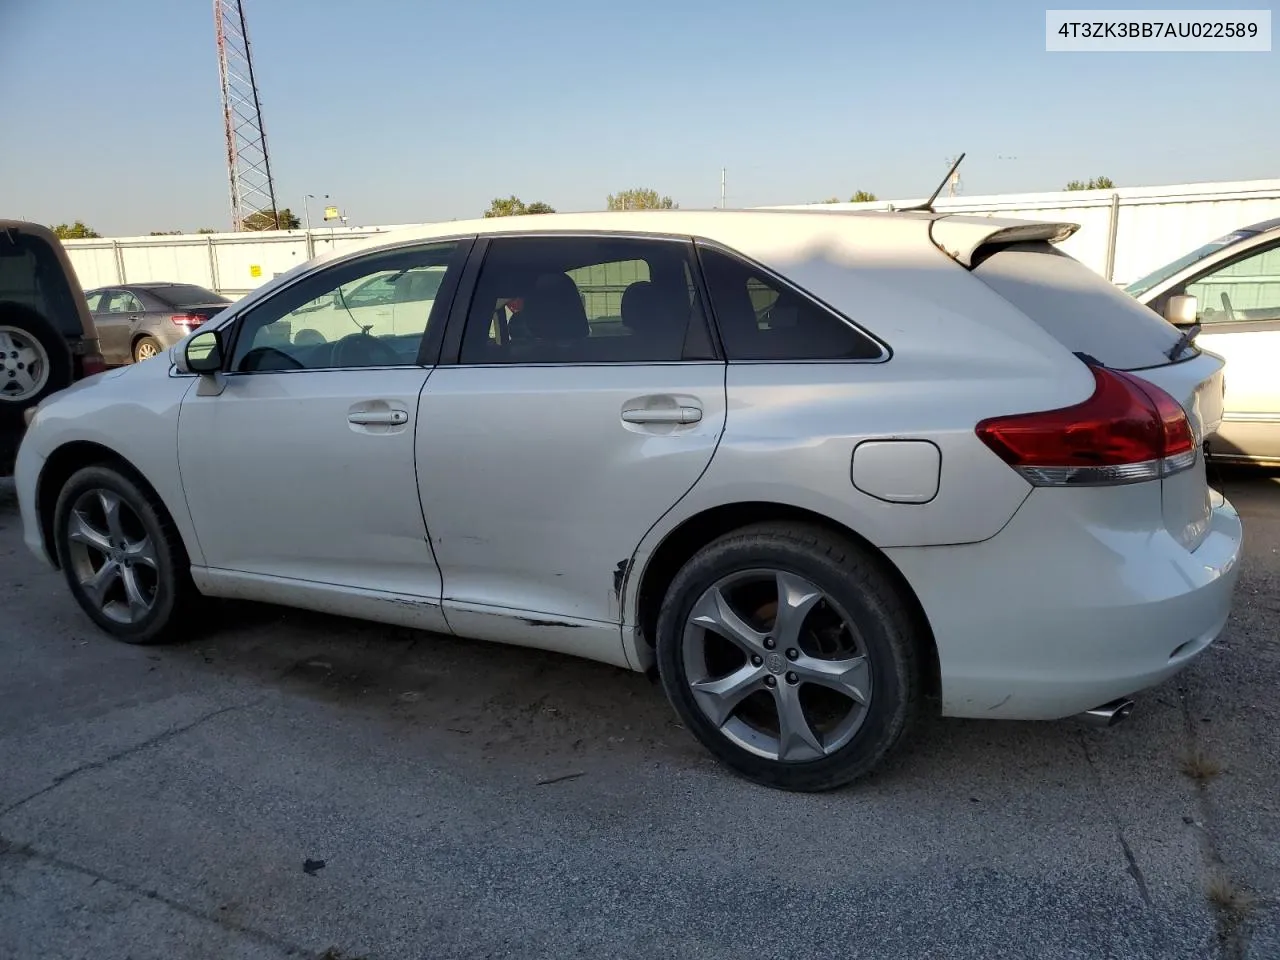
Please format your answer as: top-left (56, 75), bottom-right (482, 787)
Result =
top-left (973, 241), bottom-right (1183, 370)
top-left (102, 291), bottom-right (143, 315)
top-left (458, 236), bottom-right (712, 364)
top-left (0, 230), bottom-right (85, 337)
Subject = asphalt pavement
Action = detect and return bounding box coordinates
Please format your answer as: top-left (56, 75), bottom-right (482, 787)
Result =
top-left (1, 471), bottom-right (1277, 960)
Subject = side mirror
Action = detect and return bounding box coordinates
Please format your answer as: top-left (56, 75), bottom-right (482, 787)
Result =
top-left (182, 329), bottom-right (224, 374)
top-left (1164, 294), bottom-right (1198, 326)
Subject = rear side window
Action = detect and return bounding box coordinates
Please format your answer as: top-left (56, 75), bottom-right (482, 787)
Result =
top-left (974, 242), bottom-right (1183, 371)
top-left (697, 246), bottom-right (883, 361)
top-left (0, 231), bottom-right (84, 337)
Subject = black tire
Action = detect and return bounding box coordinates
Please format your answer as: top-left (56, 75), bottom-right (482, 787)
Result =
top-left (132, 335), bottom-right (163, 363)
top-left (656, 522), bottom-right (922, 791)
top-left (52, 464), bottom-right (197, 645)
top-left (0, 301), bottom-right (73, 424)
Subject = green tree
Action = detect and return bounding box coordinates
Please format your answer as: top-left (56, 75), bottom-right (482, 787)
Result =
top-left (821, 197), bottom-right (840, 204)
top-left (149, 230), bottom-right (183, 236)
top-left (483, 196), bottom-right (555, 217)
top-left (1065, 177), bottom-right (1116, 191)
top-left (197, 228), bottom-right (218, 234)
top-left (51, 221), bottom-right (101, 239)
top-left (850, 190), bottom-right (878, 202)
top-left (241, 208), bottom-right (301, 231)
top-left (606, 188), bottom-right (676, 210)
top-left (484, 195), bottom-right (528, 217)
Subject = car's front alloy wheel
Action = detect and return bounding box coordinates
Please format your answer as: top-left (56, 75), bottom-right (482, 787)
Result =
top-left (657, 523), bottom-right (922, 791)
top-left (53, 464), bottom-right (192, 644)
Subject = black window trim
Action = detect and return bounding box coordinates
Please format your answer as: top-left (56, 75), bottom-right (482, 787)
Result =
top-left (437, 231), bottom-right (724, 368)
top-left (191, 236), bottom-right (474, 377)
top-left (693, 238), bottom-right (892, 364)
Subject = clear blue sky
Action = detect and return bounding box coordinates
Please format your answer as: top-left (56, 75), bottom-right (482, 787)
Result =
top-left (2, 0), bottom-right (1276, 235)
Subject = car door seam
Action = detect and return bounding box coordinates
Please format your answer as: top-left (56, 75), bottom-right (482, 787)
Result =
top-left (412, 364), bottom-right (454, 634)
top-left (617, 362), bottom-right (729, 627)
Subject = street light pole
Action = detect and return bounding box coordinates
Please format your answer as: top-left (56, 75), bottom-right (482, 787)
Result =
top-left (303, 194), bottom-right (325, 259)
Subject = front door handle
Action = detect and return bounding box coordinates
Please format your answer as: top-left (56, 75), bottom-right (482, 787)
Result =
top-left (621, 406), bottom-right (702, 425)
top-left (348, 409), bottom-right (408, 426)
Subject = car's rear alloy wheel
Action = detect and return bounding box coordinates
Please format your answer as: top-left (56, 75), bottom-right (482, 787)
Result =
top-left (133, 336), bottom-right (162, 362)
top-left (53, 464), bottom-right (193, 644)
top-left (657, 523), bottom-right (921, 791)
top-left (0, 324), bottom-right (51, 402)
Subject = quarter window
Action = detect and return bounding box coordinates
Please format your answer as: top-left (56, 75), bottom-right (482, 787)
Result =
top-left (228, 241), bottom-right (460, 372)
top-left (697, 246), bottom-right (883, 361)
top-left (84, 291), bottom-right (103, 312)
top-left (1185, 243), bottom-right (1280, 325)
top-left (459, 237), bottom-right (711, 364)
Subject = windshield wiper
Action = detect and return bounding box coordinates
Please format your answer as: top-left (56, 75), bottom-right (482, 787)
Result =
top-left (1167, 323), bottom-right (1201, 362)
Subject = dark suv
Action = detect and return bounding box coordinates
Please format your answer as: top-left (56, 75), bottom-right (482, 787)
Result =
top-left (0, 220), bottom-right (106, 474)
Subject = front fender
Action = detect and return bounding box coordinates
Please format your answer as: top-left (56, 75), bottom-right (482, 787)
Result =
top-left (17, 361), bottom-right (203, 568)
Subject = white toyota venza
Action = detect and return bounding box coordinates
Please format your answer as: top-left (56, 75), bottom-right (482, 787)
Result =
top-left (15, 210), bottom-right (1243, 791)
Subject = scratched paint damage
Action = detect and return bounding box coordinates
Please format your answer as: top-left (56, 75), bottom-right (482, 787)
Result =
top-left (612, 558), bottom-right (631, 600)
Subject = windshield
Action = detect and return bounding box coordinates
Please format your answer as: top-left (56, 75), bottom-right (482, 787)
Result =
top-left (151, 284), bottom-right (229, 307)
top-left (1124, 230), bottom-right (1259, 297)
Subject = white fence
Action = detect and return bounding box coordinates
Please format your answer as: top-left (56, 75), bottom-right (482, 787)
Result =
top-left (62, 224), bottom-right (424, 299)
top-left (61, 178), bottom-right (1280, 299)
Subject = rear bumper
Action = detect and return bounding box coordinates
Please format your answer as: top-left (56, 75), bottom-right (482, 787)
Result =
top-left (886, 484), bottom-right (1243, 720)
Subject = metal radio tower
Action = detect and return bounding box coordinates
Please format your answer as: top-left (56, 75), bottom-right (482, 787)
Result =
top-left (214, 0), bottom-right (280, 230)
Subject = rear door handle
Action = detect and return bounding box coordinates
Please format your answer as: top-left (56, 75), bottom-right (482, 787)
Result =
top-left (621, 406), bottom-right (702, 425)
top-left (348, 409), bottom-right (408, 425)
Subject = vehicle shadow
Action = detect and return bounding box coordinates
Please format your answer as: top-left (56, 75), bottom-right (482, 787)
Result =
top-left (163, 595), bottom-right (1192, 797)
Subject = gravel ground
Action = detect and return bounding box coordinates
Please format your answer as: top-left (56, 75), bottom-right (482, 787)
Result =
top-left (0, 471), bottom-right (1277, 960)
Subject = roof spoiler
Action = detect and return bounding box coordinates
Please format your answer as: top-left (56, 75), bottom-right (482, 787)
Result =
top-left (928, 215), bottom-right (1080, 268)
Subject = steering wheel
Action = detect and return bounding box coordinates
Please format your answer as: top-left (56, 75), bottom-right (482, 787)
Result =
top-left (1219, 292), bottom-right (1236, 323)
top-left (331, 332), bottom-right (402, 368)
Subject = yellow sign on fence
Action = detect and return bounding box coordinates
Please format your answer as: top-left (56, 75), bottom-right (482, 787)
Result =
top-left (249, 264), bottom-right (262, 278)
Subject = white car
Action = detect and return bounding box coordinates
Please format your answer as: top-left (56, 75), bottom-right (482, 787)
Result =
top-left (14, 210), bottom-right (1243, 791)
top-left (1127, 216), bottom-right (1280, 465)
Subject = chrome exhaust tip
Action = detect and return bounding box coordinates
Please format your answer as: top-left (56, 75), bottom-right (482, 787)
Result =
top-left (1079, 697), bottom-right (1136, 728)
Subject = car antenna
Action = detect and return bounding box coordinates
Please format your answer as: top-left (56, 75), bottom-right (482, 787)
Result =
top-left (897, 152), bottom-right (966, 213)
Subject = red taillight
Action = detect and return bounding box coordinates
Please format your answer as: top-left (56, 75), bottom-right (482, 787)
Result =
top-left (170, 314), bottom-right (206, 328)
top-left (79, 352), bottom-right (107, 378)
top-left (975, 366), bottom-right (1197, 486)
